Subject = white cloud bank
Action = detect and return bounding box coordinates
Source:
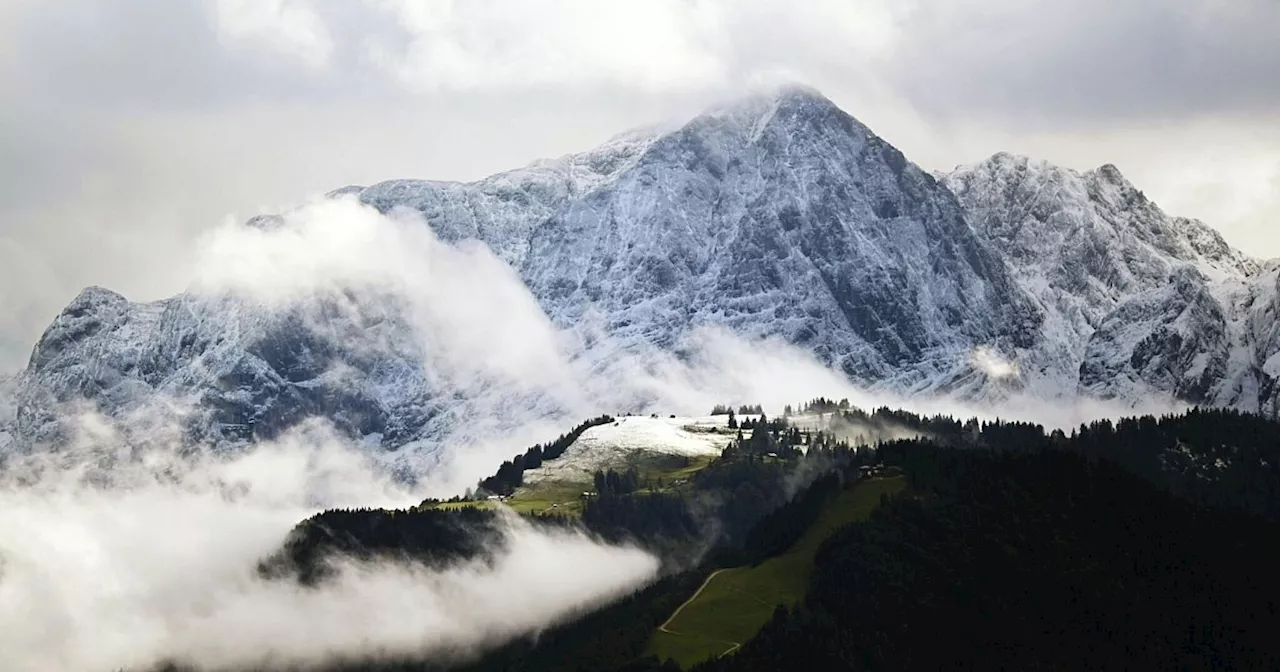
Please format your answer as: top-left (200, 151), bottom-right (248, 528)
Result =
top-left (213, 0), bottom-right (334, 67)
top-left (0, 414), bottom-right (658, 672)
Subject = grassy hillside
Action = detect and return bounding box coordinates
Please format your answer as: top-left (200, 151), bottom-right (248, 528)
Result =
top-left (700, 444), bottom-right (1280, 671)
top-left (647, 476), bottom-right (906, 667)
top-left (420, 454), bottom-right (717, 519)
top-left (507, 453), bottom-right (719, 517)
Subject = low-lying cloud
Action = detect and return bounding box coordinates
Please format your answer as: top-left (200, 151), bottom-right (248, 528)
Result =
top-left (970, 346), bottom-right (1020, 381)
top-left (0, 196), bottom-right (1184, 671)
top-left (185, 196), bottom-right (1187, 485)
top-left (0, 413), bottom-right (658, 672)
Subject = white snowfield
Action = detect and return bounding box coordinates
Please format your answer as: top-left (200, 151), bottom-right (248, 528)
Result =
top-left (522, 415), bottom-right (748, 485)
top-left (521, 413), bottom-right (829, 485)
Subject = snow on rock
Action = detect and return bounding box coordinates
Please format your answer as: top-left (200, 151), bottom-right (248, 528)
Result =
top-left (0, 371), bottom-right (14, 451)
top-left (353, 126), bottom-right (664, 268)
top-left (519, 86), bottom-right (1041, 393)
top-left (11, 86), bottom-right (1041, 458)
top-left (1079, 267), bottom-right (1231, 404)
top-left (14, 285), bottom-right (445, 452)
top-left (944, 152), bottom-right (1278, 412)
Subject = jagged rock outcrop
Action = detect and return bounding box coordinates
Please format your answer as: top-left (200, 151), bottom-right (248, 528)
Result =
top-left (944, 152), bottom-right (1277, 412)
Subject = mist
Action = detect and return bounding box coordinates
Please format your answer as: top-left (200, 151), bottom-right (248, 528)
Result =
top-left (0, 412), bottom-right (659, 672)
top-left (182, 196), bottom-right (957, 493)
top-left (0, 195), bottom-right (1182, 671)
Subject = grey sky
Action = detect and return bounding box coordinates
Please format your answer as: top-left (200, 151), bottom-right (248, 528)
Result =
top-left (1, 0), bottom-right (1278, 370)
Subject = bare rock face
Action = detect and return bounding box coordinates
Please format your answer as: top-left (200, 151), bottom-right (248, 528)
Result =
top-left (944, 152), bottom-right (1276, 413)
top-left (16, 286), bottom-right (440, 451)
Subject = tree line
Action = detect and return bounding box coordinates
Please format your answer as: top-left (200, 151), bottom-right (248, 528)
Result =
top-left (477, 415), bottom-right (614, 496)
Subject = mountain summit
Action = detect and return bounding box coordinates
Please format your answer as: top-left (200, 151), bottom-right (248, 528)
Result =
top-left (8, 87), bottom-right (1279, 457)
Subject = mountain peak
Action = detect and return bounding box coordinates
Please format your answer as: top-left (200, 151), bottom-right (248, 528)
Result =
top-left (767, 82), bottom-right (833, 106)
top-left (11, 78), bottom-right (1280, 461)
top-left (693, 83), bottom-right (842, 123)
top-left (675, 83), bottom-right (872, 154)
top-left (986, 151), bottom-right (1033, 167)
top-left (1088, 163), bottom-right (1134, 189)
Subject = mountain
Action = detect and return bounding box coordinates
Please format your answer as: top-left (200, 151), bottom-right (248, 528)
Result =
top-left (349, 88), bottom-right (1042, 390)
top-left (11, 286), bottom-right (448, 454)
top-left (6, 86), bottom-right (1277, 459)
top-left (943, 153), bottom-right (1279, 412)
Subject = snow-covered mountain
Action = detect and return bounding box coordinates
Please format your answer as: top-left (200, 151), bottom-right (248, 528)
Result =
top-left (943, 153), bottom-right (1278, 412)
top-left (12, 286), bottom-right (448, 450)
top-left (517, 90), bottom-right (1041, 388)
top-left (7, 86), bottom-right (1277, 458)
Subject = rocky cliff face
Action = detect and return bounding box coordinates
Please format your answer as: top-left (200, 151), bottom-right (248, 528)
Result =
top-left (14, 286), bottom-right (441, 451)
top-left (6, 86), bottom-right (1276, 459)
top-left (515, 89), bottom-right (1040, 391)
top-left (943, 152), bottom-right (1277, 413)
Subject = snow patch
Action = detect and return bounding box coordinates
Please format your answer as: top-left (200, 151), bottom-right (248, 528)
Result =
top-left (523, 415), bottom-right (742, 484)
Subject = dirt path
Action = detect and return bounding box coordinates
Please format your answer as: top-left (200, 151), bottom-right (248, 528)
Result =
top-left (665, 568), bottom-right (737, 632)
top-left (658, 568), bottom-right (729, 633)
top-left (657, 568), bottom-right (746, 660)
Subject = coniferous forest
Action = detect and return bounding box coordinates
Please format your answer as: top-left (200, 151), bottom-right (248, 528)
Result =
top-left (165, 405), bottom-right (1280, 671)
top-left (697, 442), bottom-right (1280, 671)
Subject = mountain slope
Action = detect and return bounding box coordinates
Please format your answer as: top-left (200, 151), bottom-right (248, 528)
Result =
top-left (331, 88), bottom-right (1044, 391)
top-left (14, 285), bottom-right (442, 453)
top-left (353, 127), bottom-right (665, 267)
top-left (515, 88), bottom-right (1040, 390)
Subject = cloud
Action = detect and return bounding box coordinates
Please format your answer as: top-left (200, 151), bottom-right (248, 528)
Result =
top-left (360, 0), bottom-right (901, 93)
top-left (191, 198), bottom-right (587, 448)
top-left (885, 0), bottom-right (1280, 127)
top-left (0, 191), bottom-right (1189, 670)
top-left (180, 197), bottom-right (1178, 489)
top-left (0, 412), bottom-right (658, 672)
top-left (0, 5), bottom-right (1253, 670)
top-left (366, 0), bottom-right (727, 91)
top-left (970, 346), bottom-right (1020, 381)
top-left (212, 0), bottom-right (334, 67)
top-left (177, 198), bottom-right (888, 491)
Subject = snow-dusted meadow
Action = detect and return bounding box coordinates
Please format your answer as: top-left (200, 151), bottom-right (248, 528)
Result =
top-left (522, 415), bottom-right (748, 484)
top-left (520, 412), bottom-right (840, 485)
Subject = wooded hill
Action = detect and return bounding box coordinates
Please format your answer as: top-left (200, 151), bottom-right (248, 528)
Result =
top-left (187, 405), bottom-right (1280, 671)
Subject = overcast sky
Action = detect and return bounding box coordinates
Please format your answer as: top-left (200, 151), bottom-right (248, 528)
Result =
top-left (1, 0), bottom-right (1278, 370)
